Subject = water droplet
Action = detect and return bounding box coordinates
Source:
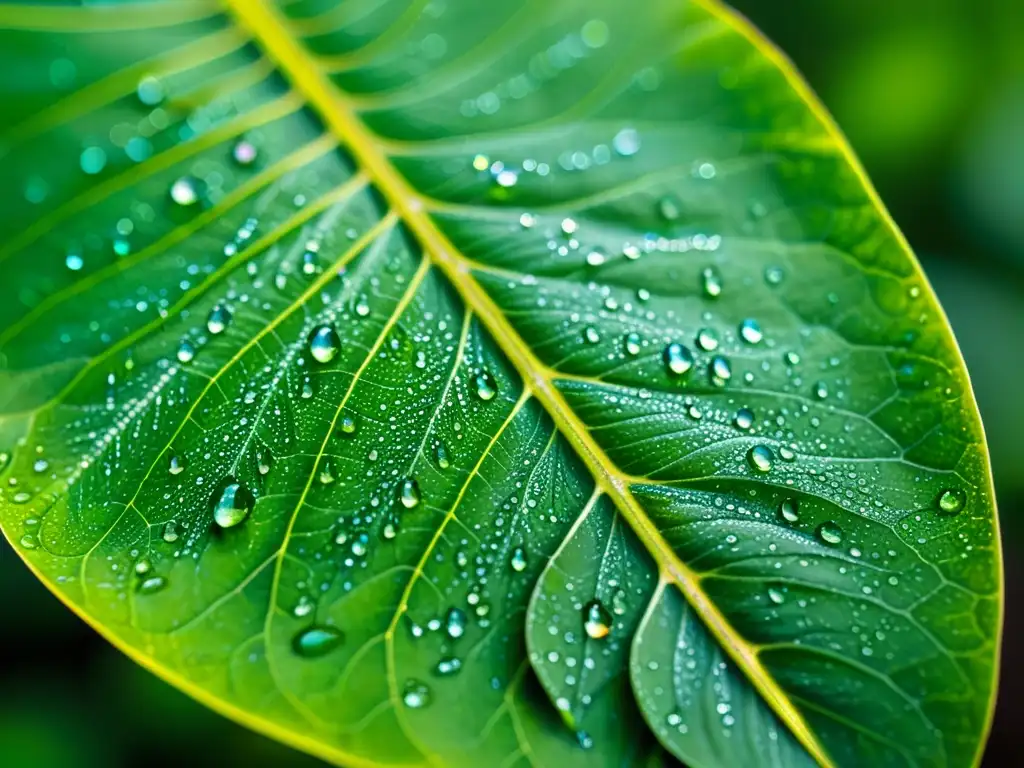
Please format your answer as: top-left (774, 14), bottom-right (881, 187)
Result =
top-left (138, 575), bottom-right (166, 594)
top-left (137, 75), bottom-right (164, 105)
top-left (354, 295), bottom-right (371, 317)
top-left (658, 195), bottom-right (681, 221)
top-left (734, 407), bottom-right (754, 430)
top-left (612, 127), bottom-right (640, 157)
top-left (309, 325), bottom-right (341, 364)
top-left (402, 679), bottom-right (431, 709)
top-left (584, 326), bottom-right (601, 344)
top-left (176, 339), bottom-right (196, 364)
top-left (168, 454), bottom-right (187, 475)
top-left (339, 414), bottom-right (358, 436)
top-left (768, 587), bottom-right (785, 605)
top-left (739, 318), bottom-right (763, 345)
top-left (577, 731), bottom-right (594, 750)
top-left (702, 267), bottom-right (722, 298)
top-left (169, 177), bottom-right (199, 206)
top-left (232, 139), bottom-right (258, 166)
top-left (65, 253), bottom-right (84, 271)
top-left (664, 343), bottom-right (693, 376)
top-left (696, 328), bottom-right (719, 351)
top-left (765, 266), bottom-right (784, 285)
top-left (519, 212), bottom-right (535, 228)
top-left (257, 449), bottom-right (273, 476)
top-left (293, 626), bottom-right (344, 658)
top-left (813, 380), bottom-right (829, 400)
top-left (319, 462), bottom-right (335, 485)
top-left (937, 488), bottom-right (966, 515)
top-left (624, 332), bottom-right (641, 356)
top-left (206, 305), bottom-right (231, 335)
top-left (19, 534), bottom-right (38, 550)
top-left (710, 355), bottom-right (732, 385)
top-left (510, 546), bottom-right (527, 572)
top-left (583, 599), bottom-right (612, 639)
top-left (400, 478), bottom-right (421, 509)
top-left (445, 607), bottom-right (467, 639)
top-left (817, 521), bottom-right (844, 546)
top-left (747, 445), bottom-right (773, 473)
top-left (585, 248), bottom-right (607, 267)
top-left (474, 371), bottom-right (497, 401)
top-left (435, 656), bottom-right (462, 676)
top-left (162, 522), bottom-right (179, 543)
top-left (210, 478), bottom-right (255, 529)
top-left (434, 442), bottom-right (450, 469)
top-left (778, 499), bottom-right (799, 523)
top-left (351, 532), bottom-right (369, 556)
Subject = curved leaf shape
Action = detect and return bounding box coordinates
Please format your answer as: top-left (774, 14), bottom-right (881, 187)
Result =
top-left (0, 1), bottom-right (1001, 767)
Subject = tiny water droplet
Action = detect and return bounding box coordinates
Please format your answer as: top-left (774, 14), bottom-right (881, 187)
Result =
top-left (309, 325), bottom-right (341, 364)
top-left (817, 521), bottom-right (843, 546)
top-left (747, 445), bottom-right (773, 473)
top-left (583, 599), bottom-right (612, 639)
top-left (664, 343), bottom-right (693, 376)
top-left (257, 449), bottom-right (273, 476)
top-left (355, 295), bottom-right (371, 317)
top-left (210, 478), bottom-right (254, 529)
top-left (293, 626), bottom-right (344, 658)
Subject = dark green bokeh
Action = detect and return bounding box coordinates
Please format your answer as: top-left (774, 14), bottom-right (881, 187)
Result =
top-left (2, 0), bottom-right (1020, 765)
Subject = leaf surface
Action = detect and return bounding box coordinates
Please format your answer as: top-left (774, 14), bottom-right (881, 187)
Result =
top-left (0, 1), bottom-right (1001, 767)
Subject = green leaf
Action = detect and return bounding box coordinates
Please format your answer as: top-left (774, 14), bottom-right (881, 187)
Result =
top-left (0, 1), bottom-right (1001, 767)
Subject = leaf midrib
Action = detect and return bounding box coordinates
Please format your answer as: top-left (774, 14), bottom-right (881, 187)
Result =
top-left (222, 1), bottom-right (833, 765)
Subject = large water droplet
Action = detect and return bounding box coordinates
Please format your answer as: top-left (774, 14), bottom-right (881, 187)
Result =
top-left (696, 328), bottom-right (719, 351)
top-left (778, 498), bottom-right (799, 523)
top-left (747, 445), bottom-right (773, 473)
top-left (293, 626), bottom-right (344, 658)
top-left (176, 339), bottom-right (196, 364)
top-left (624, 332), bottom-right (641, 356)
top-left (206, 304), bottom-right (231, 335)
top-left (664, 343), bottom-right (693, 376)
top-left (434, 442), bottom-right (450, 470)
top-left (739, 318), bottom-right (763, 345)
top-left (710, 355), bottom-right (732, 385)
top-left (402, 679), bottom-right (431, 709)
top-left (138, 575), bottom-right (166, 594)
top-left (936, 488), bottom-right (966, 515)
top-left (583, 326), bottom-right (601, 344)
top-left (817, 521), bottom-right (844, 546)
top-left (474, 371), bottom-right (497, 401)
top-left (309, 325), bottom-right (341, 364)
top-left (583, 599), bottom-right (612, 640)
top-left (510, 546), bottom-right (527, 572)
top-left (445, 607), bottom-right (467, 639)
top-left (767, 587), bottom-right (785, 605)
top-left (734, 407), bottom-right (754, 430)
top-left (210, 478), bottom-right (254, 529)
top-left (169, 177), bottom-right (199, 207)
top-left (400, 478), bottom-right (421, 509)
top-left (168, 454), bottom-right (187, 475)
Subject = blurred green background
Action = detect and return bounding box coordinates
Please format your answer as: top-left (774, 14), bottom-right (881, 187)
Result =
top-left (2, 0), bottom-right (1021, 765)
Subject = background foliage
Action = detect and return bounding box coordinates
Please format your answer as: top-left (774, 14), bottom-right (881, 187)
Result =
top-left (1, 0), bottom-right (1020, 765)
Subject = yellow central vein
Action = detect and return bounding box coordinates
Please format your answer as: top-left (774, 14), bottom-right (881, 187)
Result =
top-left (224, 1), bottom-right (832, 765)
